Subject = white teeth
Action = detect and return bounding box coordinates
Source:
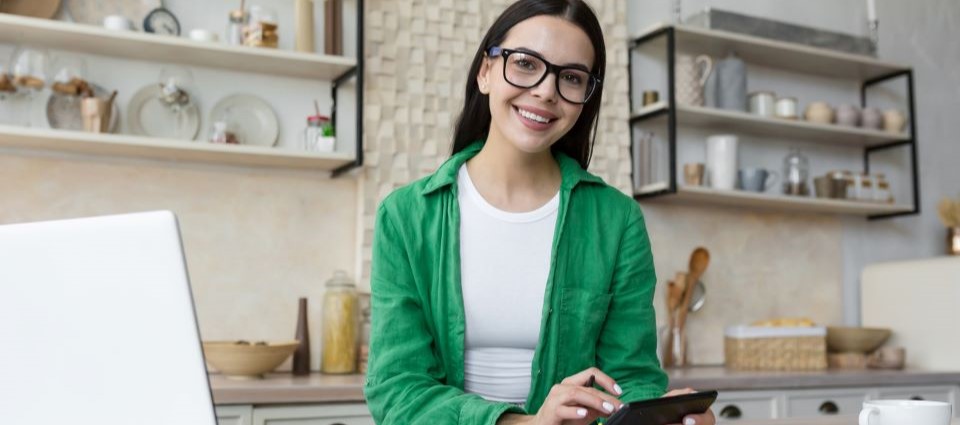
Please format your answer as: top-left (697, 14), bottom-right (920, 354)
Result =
top-left (517, 107), bottom-right (551, 123)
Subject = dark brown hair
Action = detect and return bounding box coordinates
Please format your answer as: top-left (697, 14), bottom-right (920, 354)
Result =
top-left (450, 0), bottom-right (606, 169)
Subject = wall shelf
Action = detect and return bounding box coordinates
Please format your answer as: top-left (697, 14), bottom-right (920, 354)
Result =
top-left (0, 125), bottom-right (355, 171)
top-left (0, 14), bottom-right (356, 80)
top-left (632, 102), bottom-right (911, 148)
top-left (637, 183), bottom-right (913, 216)
top-left (632, 23), bottom-right (908, 80)
top-left (628, 24), bottom-right (919, 220)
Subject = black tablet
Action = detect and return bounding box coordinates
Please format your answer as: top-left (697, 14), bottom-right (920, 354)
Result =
top-left (603, 390), bottom-right (719, 425)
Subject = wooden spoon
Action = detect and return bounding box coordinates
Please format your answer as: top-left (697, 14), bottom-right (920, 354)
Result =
top-left (678, 247), bottom-right (710, 330)
top-left (662, 279), bottom-right (678, 367)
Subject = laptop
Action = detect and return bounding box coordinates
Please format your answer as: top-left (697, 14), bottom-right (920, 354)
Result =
top-left (0, 211), bottom-right (217, 425)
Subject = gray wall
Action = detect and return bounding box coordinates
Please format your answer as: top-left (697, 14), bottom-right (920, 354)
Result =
top-left (627, 0), bottom-right (960, 325)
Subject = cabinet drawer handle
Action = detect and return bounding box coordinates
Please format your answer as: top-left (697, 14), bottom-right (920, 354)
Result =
top-left (719, 405), bottom-right (742, 419)
top-left (819, 401), bottom-right (839, 415)
top-left (911, 396), bottom-right (925, 401)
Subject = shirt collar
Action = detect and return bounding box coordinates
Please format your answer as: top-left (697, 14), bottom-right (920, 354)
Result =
top-left (419, 140), bottom-right (603, 196)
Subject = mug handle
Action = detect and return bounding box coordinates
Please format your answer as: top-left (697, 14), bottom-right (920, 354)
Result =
top-left (859, 406), bottom-right (878, 425)
top-left (695, 55), bottom-right (714, 87)
top-left (765, 171), bottom-right (780, 191)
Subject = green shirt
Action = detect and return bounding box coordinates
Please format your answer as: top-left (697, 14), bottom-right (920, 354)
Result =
top-left (365, 141), bottom-right (667, 424)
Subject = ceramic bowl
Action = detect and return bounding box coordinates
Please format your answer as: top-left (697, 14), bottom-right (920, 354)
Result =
top-left (203, 340), bottom-right (300, 379)
top-left (826, 326), bottom-right (891, 353)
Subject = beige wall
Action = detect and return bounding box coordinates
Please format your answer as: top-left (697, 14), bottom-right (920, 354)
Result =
top-left (0, 152), bottom-right (357, 371)
top-left (359, 0), bottom-right (843, 365)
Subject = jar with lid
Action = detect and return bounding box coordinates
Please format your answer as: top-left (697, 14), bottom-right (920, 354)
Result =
top-left (225, 9), bottom-right (247, 46)
top-left (244, 5), bottom-right (279, 48)
top-left (782, 148), bottom-right (810, 196)
top-left (860, 174), bottom-right (875, 202)
top-left (874, 173), bottom-right (892, 203)
top-left (303, 115), bottom-right (336, 152)
top-left (321, 270), bottom-right (358, 374)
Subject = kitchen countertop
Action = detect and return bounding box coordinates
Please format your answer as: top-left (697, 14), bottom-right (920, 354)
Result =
top-left (667, 366), bottom-right (960, 391)
top-left (210, 367), bottom-right (960, 405)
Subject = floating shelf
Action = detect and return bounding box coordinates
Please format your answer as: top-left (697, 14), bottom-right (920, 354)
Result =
top-left (0, 14), bottom-right (357, 80)
top-left (636, 183), bottom-right (913, 216)
top-left (0, 125), bottom-right (355, 171)
top-left (631, 102), bottom-right (911, 148)
top-left (633, 23), bottom-right (909, 80)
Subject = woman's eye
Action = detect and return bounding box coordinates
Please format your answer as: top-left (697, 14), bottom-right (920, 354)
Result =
top-left (562, 73), bottom-right (584, 85)
top-left (514, 59), bottom-right (535, 70)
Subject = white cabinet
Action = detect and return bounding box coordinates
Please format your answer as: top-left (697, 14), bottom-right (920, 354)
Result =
top-left (872, 385), bottom-right (958, 407)
top-left (217, 405), bottom-right (254, 425)
top-left (712, 390), bottom-right (779, 421)
top-left (251, 404), bottom-right (374, 425)
top-left (784, 388), bottom-right (868, 418)
top-left (715, 385), bottom-right (960, 422)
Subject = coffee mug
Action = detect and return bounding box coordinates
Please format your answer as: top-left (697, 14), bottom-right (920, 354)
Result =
top-left (859, 400), bottom-right (952, 425)
top-left (705, 135), bottom-right (738, 190)
top-left (738, 167), bottom-right (779, 192)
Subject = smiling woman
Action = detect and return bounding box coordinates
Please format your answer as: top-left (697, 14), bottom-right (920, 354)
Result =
top-left (363, 1), bottom-right (716, 425)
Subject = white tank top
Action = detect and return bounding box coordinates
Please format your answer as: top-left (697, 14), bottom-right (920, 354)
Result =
top-left (457, 164), bottom-right (559, 404)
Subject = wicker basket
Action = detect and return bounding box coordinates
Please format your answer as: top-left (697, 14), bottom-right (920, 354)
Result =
top-left (725, 326), bottom-right (827, 371)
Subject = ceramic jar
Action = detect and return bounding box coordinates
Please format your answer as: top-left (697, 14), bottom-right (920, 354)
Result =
top-left (861, 107), bottom-right (883, 130)
top-left (883, 109), bottom-right (907, 134)
top-left (748, 91), bottom-right (776, 117)
top-left (804, 102), bottom-right (834, 124)
top-left (836, 104), bottom-right (861, 127)
top-left (774, 96), bottom-right (798, 120)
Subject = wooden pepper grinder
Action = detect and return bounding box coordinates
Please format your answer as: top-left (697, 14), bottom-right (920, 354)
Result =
top-left (292, 297), bottom-right (311, 376)
top-left (294, 0), bottom-right (315, 53)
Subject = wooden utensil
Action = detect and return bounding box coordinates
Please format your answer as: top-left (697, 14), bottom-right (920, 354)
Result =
top-left (662, 279), bottom-right (677, 367)
top-left (678, 247), bottom-right (710, 330)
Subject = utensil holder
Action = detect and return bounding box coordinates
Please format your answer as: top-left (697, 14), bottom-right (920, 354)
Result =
top-left (949, 227), bottom-right (960, 256)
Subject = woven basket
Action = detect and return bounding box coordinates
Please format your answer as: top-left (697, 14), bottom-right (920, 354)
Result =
top-left (724, 326), bottom-right (827, 371)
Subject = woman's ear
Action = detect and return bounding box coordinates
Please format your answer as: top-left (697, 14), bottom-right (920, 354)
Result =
top-left (476, 56), bottom-right (492, 95)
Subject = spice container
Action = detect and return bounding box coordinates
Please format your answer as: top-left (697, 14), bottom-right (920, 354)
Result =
top-left (321, 270), bottom-right (358, 374)
top-left (860, 174), bottom-right (875, 202)
top-left (225, 9), bottom-right (247, 46)
top-left (244, 5), bottom-right (279, 48)
top-left (874, 173), bottom-right (892, 203)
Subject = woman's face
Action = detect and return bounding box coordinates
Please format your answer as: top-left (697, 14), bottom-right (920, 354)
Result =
top-left (477, 15), bottom-right (595, 155)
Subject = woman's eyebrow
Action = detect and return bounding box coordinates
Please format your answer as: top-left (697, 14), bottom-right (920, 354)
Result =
top-left (510, 46), bottom-right (591, 71)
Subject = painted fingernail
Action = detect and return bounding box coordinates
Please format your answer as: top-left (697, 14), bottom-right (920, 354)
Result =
top-left (614, 384), bottom-right (623, 395)
top-left (577, 408), bottom-right (588, 417)
top-left (684, 417), bottom-right (696, 425)
top-left (603, 401), bottom-right (614, 412)
top-left (619, 403), bottom-right (625, 410)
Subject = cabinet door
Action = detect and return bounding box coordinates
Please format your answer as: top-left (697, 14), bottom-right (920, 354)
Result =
top-left (712, 391), bottom-right (779, 421)
top-left (217, 405), bottom-right (254, 425)
top-left (784, 388), bottom-right (868, 418)
top-left (872, 385), bottom-right (959, 415)
top-left (252, 404), bottom-right (375, 425)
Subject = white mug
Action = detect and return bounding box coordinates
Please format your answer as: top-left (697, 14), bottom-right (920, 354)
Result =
top-left (103, 15), bottom-right (134, 31)
top-left (705, 135), bottom-right (738, 190)
top-left (859, 400), bottom-right (952, 425)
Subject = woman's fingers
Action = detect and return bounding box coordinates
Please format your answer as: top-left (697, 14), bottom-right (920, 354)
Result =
top-left (550, 384), bottom-right (622, 415)
top-left (560, 367), bottom-right (623, 396)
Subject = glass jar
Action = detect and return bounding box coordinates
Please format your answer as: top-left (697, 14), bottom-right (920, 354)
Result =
top-left (860, 174), bottom-right (875, 202)
top-left (874, 173), bottom-right (892, 203)
top-left (244, 5), bottom-right (279, 48)
top-left (225, 9), bottom-right (247, 46)
top-left (209, 120), bottom-right (238, 144)
top-left (782, 148), bottom-right (810, 196)
top-left (321, 270), bottom-right (358, 374)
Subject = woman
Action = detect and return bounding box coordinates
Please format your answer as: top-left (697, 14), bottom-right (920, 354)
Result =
top-left (365, 1), bottom-right (716, 424)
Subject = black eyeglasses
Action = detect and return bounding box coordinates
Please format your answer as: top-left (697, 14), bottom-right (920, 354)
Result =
top-left (487, 46), bottom-right (601, 104)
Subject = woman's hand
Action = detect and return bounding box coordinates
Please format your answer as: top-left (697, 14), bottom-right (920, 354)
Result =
top-left (498, 367), bottom-right (624, 425)
top-left (663, 388), bottom-right (717, 425)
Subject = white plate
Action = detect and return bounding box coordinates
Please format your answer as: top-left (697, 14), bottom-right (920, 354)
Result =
top-left (65, 0), bottom-right (160, 29)
top-left (208, 94), bottom-right (279, 147)
top-left (46, 83), bottom-right (121, 133)
top-left (127, 84), bottom-right (200, 140)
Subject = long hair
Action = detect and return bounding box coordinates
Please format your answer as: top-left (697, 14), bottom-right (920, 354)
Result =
top-left (450, 0), bottom-right (606, 169)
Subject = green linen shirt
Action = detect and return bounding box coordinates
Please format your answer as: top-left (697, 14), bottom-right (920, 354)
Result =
top-left (364, 141), bottom-right (667, 424)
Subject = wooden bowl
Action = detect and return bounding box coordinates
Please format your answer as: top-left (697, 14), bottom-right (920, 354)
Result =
top-left (826, 326), bottom-right (891, 353)
top-left (202, 340), bottom-right (300, 379)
